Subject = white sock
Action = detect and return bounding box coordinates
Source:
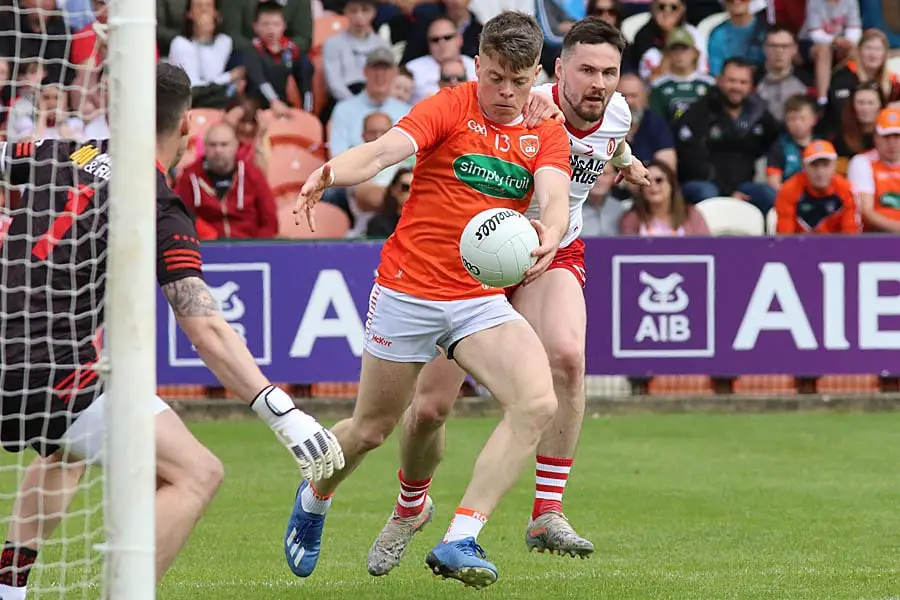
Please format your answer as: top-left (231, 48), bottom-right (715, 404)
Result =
top-left (300, 483), bottom-right (331, 515)
top-left (0, 583), bottom-right (27, 600)
top-left (443, 508), bottom-right (487, 543)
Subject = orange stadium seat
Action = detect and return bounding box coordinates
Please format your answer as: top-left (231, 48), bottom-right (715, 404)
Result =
top-left (187, 108), bottom-right (225, 141)
top-left (312, 12), bottom-right (349, 54)
top-left (268, 145), bottom-right (324, 196)
top-left (261, 108), bottom-right (325, 156)
top-left (277, 197), bottom-right (350, 239)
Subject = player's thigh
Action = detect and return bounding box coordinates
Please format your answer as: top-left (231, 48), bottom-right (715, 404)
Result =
top-left (412, 350), bottom-right (467, 421)
top-left (512, 268), bottom-right (587, 372)
top-left (60, 392), bottom-right (170, 466)
top-left (357, 283), bottom-right (448, 429)
top-left (447, 300), bottom-right (554, 411)
top-left (155, 408), bottom-right (223, 493)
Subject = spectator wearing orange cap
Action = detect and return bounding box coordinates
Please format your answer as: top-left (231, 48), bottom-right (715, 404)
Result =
top-left (848, 106), bottom-right (900, 233)
top-left (775, 140), bottom-right (859, 234)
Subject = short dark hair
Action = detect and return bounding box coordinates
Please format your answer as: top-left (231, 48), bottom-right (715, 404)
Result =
top-left (156, 63), bottom-right (192, 136)
top-left (784, 94), bottom-right (816, 115)
top-left (255, 1), bottom-right (284, 21)
top-left (478, 11), bottom-right (544, 73)
top-left (562, 17), bottom-right (627, 57)
top-left (721, 56), bottom-right (756, 74)
top-left (766, 24), bottom-right (796, 41)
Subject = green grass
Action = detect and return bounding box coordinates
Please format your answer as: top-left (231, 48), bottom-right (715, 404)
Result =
top-left (17, 413), bottom-right (900, 599)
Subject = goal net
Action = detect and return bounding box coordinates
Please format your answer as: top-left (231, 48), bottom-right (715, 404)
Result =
top-left (0, 0), bottom-right (157, 599)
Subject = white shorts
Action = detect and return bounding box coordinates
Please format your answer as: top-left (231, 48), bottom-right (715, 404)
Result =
top-left (363, 283), bottom-right (524, 363)
top-left (61, 393), bottom-right (171, 465)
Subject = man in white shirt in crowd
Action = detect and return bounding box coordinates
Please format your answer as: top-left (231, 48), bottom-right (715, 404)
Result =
top-left (329, 47), bottom-right (412, 157)
top-left (405, 17), bottom-right (476, 103)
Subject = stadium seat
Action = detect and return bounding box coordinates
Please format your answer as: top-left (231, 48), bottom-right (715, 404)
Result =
top-left (260, 108), bottom-right (325, 156)
top-left (889, 55), bottom-right (900, 78)
top-left (187, 108), bottom-right (225, 141)
top-left (696, 12), bottom-right (730, 44)
top-left (268, 145), bottom-right (325, 198)
top-left (312, 11), bottom-right (348, 54)
top-left (766, 207), bottom-right (777, 234)
top-left (277, 196), bottom-right (350, 239)
top-left (694, 196), bottom-right (766, 235)
top-left (620, 12), bottom-right (651, 44)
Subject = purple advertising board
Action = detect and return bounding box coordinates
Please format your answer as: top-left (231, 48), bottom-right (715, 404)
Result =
top-left (156, 236), bottom-right (900, 384)
top-left (585, 236), bottom-right (900, 377)
top-left (156, 241), bottom-right (381, 384)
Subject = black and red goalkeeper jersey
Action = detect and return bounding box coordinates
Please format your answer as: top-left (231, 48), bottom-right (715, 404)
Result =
top-left (0, 139), bottom-right (204, 369)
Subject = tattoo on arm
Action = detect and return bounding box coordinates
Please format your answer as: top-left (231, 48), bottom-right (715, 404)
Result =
top-left (162, 277), bottom-right (219, 317)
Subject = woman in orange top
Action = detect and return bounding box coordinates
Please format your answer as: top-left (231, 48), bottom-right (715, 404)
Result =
top-left (775, 140), bottom-right (860, 234)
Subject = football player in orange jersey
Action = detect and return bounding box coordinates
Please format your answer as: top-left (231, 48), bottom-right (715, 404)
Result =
top-left (284, 11), bottom-right (573, 589)
top-left (366, 18), bottom-right (650, 577)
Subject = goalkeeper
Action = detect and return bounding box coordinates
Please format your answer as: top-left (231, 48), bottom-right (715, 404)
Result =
top-left (0, 63), bottom-right (343, 598)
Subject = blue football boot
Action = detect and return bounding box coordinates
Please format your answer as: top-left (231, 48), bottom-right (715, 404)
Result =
top-left (284, 480), bottom-right (327, 577)
top-left (425, 537), bottom-right (498, 589)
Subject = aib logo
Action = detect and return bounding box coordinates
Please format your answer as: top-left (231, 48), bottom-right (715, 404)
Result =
top-left (612, 256), bottom-right (715, 358)
top-left (636, 271), bottom-right (691, 343)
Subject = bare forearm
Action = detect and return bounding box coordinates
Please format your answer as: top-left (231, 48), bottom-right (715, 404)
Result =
top-left (190, 321), bottom-right (270, 401)
top-left (329, 130), bottom-right (415, 188)
top-left (329, 144), bottom-right (391, 187)
top-left (538, 191), bottom-right (570, 238)
top-left (163, 277), bottom-right (268, 403)
top-left (862, 208), bottom-right (900, 233)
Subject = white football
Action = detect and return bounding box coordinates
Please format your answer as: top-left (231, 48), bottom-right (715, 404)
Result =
top-left (459, 208), bottom-right (539, 288)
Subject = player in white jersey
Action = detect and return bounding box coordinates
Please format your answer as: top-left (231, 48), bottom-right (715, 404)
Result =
top-left (364, 18), bottom-right (650, 577)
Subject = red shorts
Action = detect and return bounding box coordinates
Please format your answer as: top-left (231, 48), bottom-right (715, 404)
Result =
top-left (505, 238), bottom-right (586, 299)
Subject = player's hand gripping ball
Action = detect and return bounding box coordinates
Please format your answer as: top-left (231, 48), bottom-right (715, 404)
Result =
top-left (459, 208), bottom-right (539, 288)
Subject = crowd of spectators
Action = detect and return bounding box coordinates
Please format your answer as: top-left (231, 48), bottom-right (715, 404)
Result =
top-left (0, 0), bottom-right (898, 244)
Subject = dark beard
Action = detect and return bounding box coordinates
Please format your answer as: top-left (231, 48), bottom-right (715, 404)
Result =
top-left (562, 83), bottom-right (605, 124)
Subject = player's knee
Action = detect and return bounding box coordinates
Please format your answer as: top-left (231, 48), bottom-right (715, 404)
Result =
top-left (547, 341), bottom-right (585, 391)
top-left (352, 417), bottom-right (396, 453)
top-left (510, 384), bottom-right (558, 430)
top-left (409, 395), bottom-right (453, 430)
top-left (188, 449), bottom-right (224, 504)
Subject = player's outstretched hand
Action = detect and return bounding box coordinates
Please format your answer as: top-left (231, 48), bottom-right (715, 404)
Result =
top-left (523, 91), bottom-right (564, 129)
top-left (273, 410), bottom-right (346, 484)
top-left (523, 219), bottom-right (561, 286)
top-left (614, 157), bottom-right (651, 187)
top-left (294, 164), bottom-right (334, 232)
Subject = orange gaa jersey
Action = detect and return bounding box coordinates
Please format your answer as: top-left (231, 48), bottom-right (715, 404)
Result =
top-left (775, 172), bottom-right (859, 234)
top-left (376, 81), bottom-right (571, 301)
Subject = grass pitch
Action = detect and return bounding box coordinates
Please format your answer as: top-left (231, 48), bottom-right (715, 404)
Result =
top-left (21, 413), bottom-right (900, 599)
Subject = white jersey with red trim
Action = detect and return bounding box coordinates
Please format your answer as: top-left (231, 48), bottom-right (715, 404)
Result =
top-left (526, 83), bottom-right (631, 247)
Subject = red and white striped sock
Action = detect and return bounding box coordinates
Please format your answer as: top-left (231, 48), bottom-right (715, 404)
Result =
top-left (395, 470), bottom-right (431, 518)
top-left (444, 507), bottom-right (488, 543)
top-left (532, 455), bottom-right (573, 520)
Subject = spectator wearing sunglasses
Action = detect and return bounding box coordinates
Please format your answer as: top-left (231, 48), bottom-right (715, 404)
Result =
top-left (399, 0), bottom-right (483, 65)
top-left (438, 58), bottom-right (467, 89)
top-left (405, 17), bottom-right (476, 103)
top-left (586, 0), bottom-right (636, 72)
top-left (630, 0), bottom-right (707, 81)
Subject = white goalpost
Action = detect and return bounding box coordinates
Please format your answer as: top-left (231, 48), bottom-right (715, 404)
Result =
top-left (0, 0), bottom-right (158, 598)
top-left (104, 0), bottom-right (157, 598)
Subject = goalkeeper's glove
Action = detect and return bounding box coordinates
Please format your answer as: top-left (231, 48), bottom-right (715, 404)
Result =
top-left (251, 385), bottom-right (345, 484)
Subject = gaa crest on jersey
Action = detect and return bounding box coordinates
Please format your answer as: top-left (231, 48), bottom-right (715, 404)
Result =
top-left (519, 135), bottom-right (539, 158)
top-left (606, 138), bottom-right (616, 156)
